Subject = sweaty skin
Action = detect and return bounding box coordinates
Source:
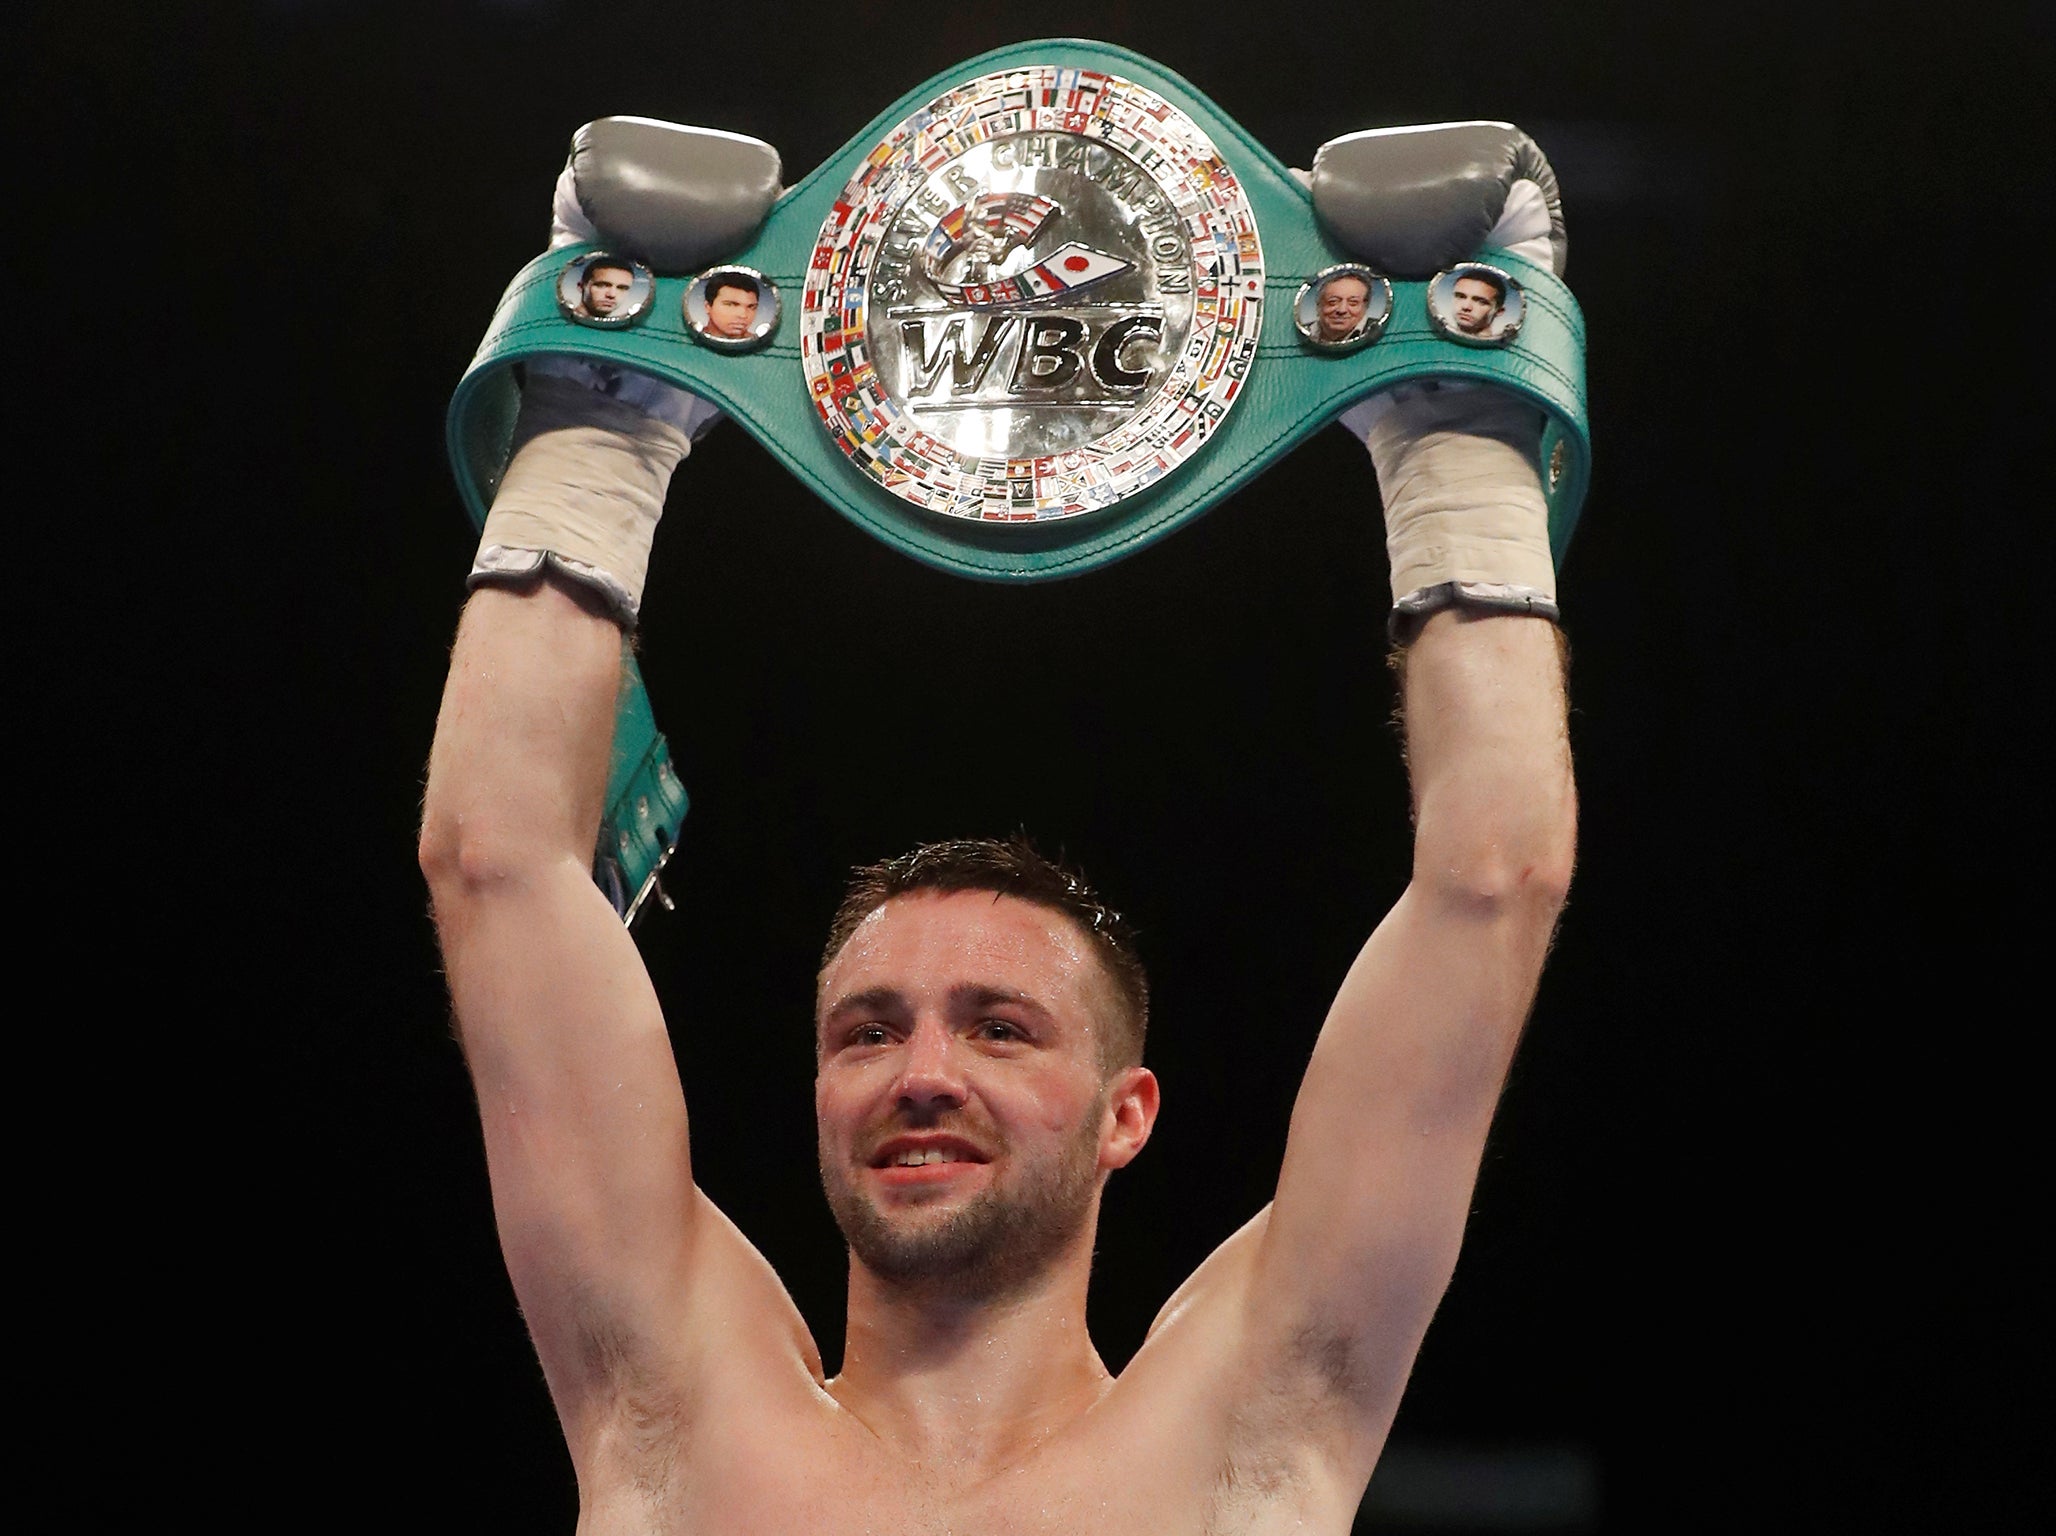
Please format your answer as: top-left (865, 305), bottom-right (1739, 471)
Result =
top-left (420, 580), bottom-right (1573, 1534)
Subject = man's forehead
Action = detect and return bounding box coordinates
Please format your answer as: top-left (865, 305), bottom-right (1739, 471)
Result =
top-left (820, 890), bottom-right (1101, 1005)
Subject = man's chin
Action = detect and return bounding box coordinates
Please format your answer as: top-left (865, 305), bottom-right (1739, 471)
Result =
top-left (827, 1174), bottom-right (1094, 1300)
top-left (846, 1202), bottom-right (1001, 1288)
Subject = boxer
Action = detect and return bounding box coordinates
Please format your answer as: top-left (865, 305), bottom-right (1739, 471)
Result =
top-left (1451, 268), bottom-right (1508, 335)
top-left (423, 116), bottom-right (1576, 1533)
top-left (699, 270), bottom-right (761, 340)
top-left (574, 258), bottom-right (637, 321)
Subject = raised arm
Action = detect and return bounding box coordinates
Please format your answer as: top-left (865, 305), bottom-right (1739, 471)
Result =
top-left (418, 118), bottom-right (802, 1459)
top-left (1245, 607), bottom-right (1573, 1426)
top-left (1199, 124), bottom-right (1579, 1464)
top-left (421, 572), bottom-right (713, 1434)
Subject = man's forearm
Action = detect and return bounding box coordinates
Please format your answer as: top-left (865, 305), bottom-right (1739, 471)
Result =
top-left (418, 581), bottom-right (625, 897)
top-left (1398, 609), bottom-right (1576, 911)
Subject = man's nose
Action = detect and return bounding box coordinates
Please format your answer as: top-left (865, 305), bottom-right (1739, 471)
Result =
top-left (892, 1021), bottom-right (966, 1113)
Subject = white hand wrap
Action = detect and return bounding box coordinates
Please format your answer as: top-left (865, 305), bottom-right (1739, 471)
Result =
top-left (1323, 128), bottom-right (1566, 637)
top-left (470, 372), bottom-right (693, 625)
top-left (1360, 383), bottom-right (1556, 632)
top-left (468, 122), bottom-right (744, 625)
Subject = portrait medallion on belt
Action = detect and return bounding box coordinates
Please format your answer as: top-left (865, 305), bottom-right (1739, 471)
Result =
top-left (802, 67), bottom-right (1265, 523)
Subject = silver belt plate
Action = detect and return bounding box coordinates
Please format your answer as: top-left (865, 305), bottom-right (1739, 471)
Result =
top-left (802, 65), bottom-right (1265, 524)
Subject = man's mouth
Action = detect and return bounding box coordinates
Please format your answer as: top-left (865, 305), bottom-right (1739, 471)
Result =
top-left (868, 1136), bottom-right (991, 1172)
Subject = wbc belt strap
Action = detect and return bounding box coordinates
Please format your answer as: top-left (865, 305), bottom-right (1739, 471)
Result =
top-left (446, 38), bottom-right (1591, 921)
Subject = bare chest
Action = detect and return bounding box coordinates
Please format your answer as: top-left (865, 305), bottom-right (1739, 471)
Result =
top-left (580, 1409), bottom-right (1348, 1536)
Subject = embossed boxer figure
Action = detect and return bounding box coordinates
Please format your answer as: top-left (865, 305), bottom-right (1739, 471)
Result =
top-left (426, 109), bottom-right (1576, 1535)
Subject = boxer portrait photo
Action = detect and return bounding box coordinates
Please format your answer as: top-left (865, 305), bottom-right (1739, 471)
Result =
top-left (555, 253), bottom-right (653, 328)
top-left (685, 265), bottom-right (777, 349)
top-left (1295, 263), bottom-right (1392, 351)
top-left (1428, 262), bottom-right (1524, 346)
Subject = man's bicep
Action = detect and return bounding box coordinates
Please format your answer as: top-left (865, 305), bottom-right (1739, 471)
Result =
top-left (1250, 882), bottom-right (1556, 1386)
top-left (439, 853), bottom-right (704, 1416)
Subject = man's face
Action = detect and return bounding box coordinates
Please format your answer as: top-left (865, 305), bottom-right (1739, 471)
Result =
top-left (814, 891), bottom-right (1150, 1299)
top-left (706, 283), bottom-right (760, 338)
top-left (1451, 276), bottom-right (1504, 335)
top-left (581, 266), bottom-right (634, 316)
top-left (1317, 275), bottom-right (1372, 341)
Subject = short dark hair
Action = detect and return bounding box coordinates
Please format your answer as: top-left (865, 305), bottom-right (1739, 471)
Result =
top-left (1453, 267), bottom-right (1506, 305)
top-left (819, 835), bottom-right (1148, 1074)
top-left (582, 259), bottom-right (635, 286)
top-left (704, 270), bottom-right (758, 303)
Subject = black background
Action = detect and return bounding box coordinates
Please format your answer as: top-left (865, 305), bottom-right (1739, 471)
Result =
top-left (50, 1), bottom-right (2040, 1527)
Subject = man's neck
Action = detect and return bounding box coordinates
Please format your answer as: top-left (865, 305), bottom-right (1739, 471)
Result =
top-left (827, 1236), bottom-right (1111, 1478)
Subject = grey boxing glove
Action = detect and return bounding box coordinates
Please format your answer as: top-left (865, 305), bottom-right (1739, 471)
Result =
top-left (470, 119), bottom-right (782, 624)
top-left (547, 116), bottom-right (782, 273)
top-left (1311, 121), bottom-right (1565, 279)
top-left (1308, 123), bottom-right (1568, 636)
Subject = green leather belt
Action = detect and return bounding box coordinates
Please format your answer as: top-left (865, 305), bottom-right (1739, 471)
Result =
top-left (445, 38), bottom-right (1590, 921)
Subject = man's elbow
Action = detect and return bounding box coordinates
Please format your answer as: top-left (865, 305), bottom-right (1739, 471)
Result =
top-left (417, 797), bottom-right (563, 908)
top-left (417, 811), bottom-right (489, 909)
top-left (1414, 802), bottom-right (1577, 920)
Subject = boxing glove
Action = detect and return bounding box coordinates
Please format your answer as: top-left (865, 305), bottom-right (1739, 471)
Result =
top-left (1315, 123), bottom-right (1569, 635)
top-left (470, 118), bottom-right (781, 625)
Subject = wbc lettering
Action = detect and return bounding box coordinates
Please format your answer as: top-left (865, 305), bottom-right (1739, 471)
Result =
top-left (896, 310), bottom-right (1165, 404)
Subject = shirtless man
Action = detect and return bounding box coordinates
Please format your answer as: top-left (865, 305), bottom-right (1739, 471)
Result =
top-left (421, 568), bottom-right (1574, 1536)
top-left (423, 114), bottom-right (1575, 1536)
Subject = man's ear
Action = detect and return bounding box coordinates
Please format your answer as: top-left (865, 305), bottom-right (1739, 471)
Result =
top-left (1100, 1067), bottom-right (1160, 1171)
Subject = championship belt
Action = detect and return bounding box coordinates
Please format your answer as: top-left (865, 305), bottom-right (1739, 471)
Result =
top-left (447, 39), bottom-right (1590, 923)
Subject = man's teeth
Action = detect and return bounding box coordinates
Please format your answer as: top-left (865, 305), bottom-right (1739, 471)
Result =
top-left (892, 1148), bottom-right (965, 1166)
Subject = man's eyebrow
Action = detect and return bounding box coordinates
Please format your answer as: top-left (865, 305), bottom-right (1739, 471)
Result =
top-left (823, 986), bottom-right (902, 1022)
top-left (822, 984), bottom-right (1056, 1021)
top-left (952, 985), bottom-right (1054, 1020)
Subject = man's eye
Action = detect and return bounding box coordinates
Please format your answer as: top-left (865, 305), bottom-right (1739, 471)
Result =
top-left (977, 1020), bottom-right (1021, 1042)
top-left (850, 1024), bottom-right (891, 1046)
